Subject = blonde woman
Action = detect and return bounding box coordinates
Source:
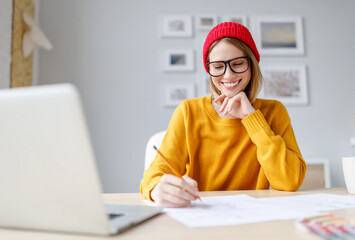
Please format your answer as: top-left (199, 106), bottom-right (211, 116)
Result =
top-left (141, 22), bottom-right (306, 207)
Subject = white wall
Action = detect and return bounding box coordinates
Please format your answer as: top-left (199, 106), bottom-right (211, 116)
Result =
top-left (0, 0), bottom-right (12, 88)
top-left (38, 0), bottom-right (355, 193)
top-left (32, 0), bottom-right (41, 85)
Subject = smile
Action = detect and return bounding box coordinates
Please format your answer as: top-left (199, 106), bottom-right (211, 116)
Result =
top-left (222, 80), bottom-right (240, 88)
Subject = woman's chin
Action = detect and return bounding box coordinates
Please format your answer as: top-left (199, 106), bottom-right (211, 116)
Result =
top-left (221, 90), bottom-right (241, 98)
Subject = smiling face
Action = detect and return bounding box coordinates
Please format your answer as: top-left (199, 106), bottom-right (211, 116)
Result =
top-left (208, 40), bottom-right (251, 98)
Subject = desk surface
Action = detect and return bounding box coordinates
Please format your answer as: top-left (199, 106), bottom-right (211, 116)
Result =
top-left (1, 188), bottom-right (354, 240)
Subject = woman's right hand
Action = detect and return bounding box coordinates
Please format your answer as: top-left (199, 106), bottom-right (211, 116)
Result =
top-left (150, 174), bottom-right (199, 208)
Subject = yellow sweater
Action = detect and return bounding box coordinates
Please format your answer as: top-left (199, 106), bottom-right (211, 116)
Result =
top-left (140, 95), bottom-right (306, 200)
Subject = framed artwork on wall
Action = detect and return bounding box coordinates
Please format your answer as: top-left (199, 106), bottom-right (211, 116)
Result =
top-left (196, 15), bottom-right (218, 31)
top-left (260, 65), bottom-right (308, 105)
top-left (163, 49), bottom-right (194, 72)
top-left (161, 15), bottom-right (193, 37)
top-left (220, 15), bottom-right (247, 27)
top-left (164, 84), bottom-right (195, 106)
top-left (254, 16), bottom-right (304, 55)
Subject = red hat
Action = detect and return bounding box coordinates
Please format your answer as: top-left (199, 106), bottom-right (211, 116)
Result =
top-left (203, 22), bottom-right (260, 73)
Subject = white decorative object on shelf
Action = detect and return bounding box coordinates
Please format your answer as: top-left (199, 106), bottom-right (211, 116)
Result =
top-left (22, 12), bottom-right (52, 58)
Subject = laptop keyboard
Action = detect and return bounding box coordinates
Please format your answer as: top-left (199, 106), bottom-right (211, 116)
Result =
top-left (108, 213), bottom-right (124, 220)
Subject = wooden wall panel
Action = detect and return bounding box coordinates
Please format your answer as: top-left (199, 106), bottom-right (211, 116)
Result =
top-left (10, 0), bottom-right (34, 88)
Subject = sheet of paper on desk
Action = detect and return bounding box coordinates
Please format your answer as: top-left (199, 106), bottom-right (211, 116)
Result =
top-left (146, 194), bottom-right (319, 228)
top-left (255, 193), bottom-right (355, 213)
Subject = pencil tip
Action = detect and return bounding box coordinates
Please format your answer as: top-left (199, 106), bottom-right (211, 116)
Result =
top-left (153, 145), bottom-right (158, 151)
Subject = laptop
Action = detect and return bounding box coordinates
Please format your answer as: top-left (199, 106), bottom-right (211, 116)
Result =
top-left (0, 84), bottom-right (162, 235)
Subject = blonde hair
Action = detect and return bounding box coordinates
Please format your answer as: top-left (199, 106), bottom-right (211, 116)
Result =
top-left (206, 38), bottom-right (263, 103)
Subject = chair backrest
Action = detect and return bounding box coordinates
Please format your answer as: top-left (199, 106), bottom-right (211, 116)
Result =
top-left (145, 130), bottom-right (167, 170)
top-left (299, 158), bottom-right (331, 190)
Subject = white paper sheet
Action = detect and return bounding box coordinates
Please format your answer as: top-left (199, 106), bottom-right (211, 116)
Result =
top-left (145, 194), bottom-right (320, 228)
top-left (255, 193), bottom-right (355, 213)
top-left (144, 193), bottom-right (355, 228)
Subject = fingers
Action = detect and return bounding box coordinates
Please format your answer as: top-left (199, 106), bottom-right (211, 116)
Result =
top-left (226, 93), bottom-right (255, 118)
top-left (226, 94), bottom-right (243, 114)
top-left (152, 184), bottom-right (191, 208)
top-left (151, 174), bottom-right (199, 208)
top-left (182, 175), bottom-right (199, 197)
top-left (163, 174), bottom-right (198, 198)
top-left (213, 94), bottom-right (225, 105)
top-left (219, 96), bottom-right (230, 113)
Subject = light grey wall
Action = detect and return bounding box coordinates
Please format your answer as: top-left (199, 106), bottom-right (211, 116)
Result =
top-left (38, 0), bottom-right (355, 193)
top-left (0, 0), bottom-right (12, 88)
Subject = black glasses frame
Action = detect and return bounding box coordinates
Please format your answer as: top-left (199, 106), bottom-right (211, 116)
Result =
top-left (206, 56), bottom-right (250, 77)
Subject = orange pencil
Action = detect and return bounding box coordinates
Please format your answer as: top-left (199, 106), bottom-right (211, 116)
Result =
top-left (153, 146), bottom-right (201, 201)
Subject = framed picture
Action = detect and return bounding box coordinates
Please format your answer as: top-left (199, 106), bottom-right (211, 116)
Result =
top-left (220, 15), bottom-right (247, 27)
top-left (260, 65), bottom-right (308, 105)
top-left (164, 84), bottom-right (195, 107)
top-left (254, 16), bottom-right (304, 55)
top-left (163, 49), bottom-right (194, 72)
top-left (196, 15), bottom-right (218, 30)
top-left (162, 15), bottom-right (193, 37)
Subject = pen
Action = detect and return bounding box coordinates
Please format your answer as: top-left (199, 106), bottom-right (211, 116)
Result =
top-left (153, 145), bottom-right (201, 201)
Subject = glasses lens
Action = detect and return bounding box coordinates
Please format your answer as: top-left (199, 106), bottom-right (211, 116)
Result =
top-left (207, 57), bottom-right (249, 77)
top-left (208, 62), bottom-right (225, 77)
top-left (230, 58), bottom-right (248, 73)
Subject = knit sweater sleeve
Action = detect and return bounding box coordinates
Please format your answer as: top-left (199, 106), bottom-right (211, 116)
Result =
top-left (241, 102), bottom-right (306, 191)
top-left (140, 101), bottom-right (189, 200)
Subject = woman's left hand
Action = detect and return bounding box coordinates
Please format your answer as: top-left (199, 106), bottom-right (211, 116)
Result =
top-left (214, 92), bottom-right (255, 119)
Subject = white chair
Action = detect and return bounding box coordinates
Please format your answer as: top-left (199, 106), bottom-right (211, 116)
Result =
top-left (299, 158), bottom-right (331, 190)
top-left (144, 130), bottom-right (166, 170)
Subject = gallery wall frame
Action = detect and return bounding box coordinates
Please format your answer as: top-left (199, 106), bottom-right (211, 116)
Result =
top-left (164, 84), bottom-right (195, 106)
top-left (161, 15), bottom-right (193, 38)
top-left (260, 65), bottom-right (308, 105)
top-left (220, 15), bottom-right (248, 27)
top-left (254, 16), bottom-right (304, 55)
top-left (195, 15), bottom-right (218, 31)
top-left (163, 49), bottom-right (195, 72)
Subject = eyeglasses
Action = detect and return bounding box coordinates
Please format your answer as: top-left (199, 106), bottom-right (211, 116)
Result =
top-left (206, 56), bottom-right (250, 77)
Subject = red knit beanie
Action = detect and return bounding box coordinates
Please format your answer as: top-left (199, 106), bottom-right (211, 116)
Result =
top-left (203, 22), bottom-right (260, 73)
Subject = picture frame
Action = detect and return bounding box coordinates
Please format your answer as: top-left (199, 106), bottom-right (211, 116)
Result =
top-left (163, 49), bottom-right (194, 72)
top-left (196, 15), bottom-right (218, 31)
top-left (164, 84), bottom-right (195, 107)
top-left (161, 15), bottom-right (193, 37)
top-left (254, 16), bottom-right (304, 55)
top-left (220, 15), bottom-right (247, 27)
top-left (260, 65), bottom-right (308, 105)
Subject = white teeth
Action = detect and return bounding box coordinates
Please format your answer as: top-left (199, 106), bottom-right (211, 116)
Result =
top-left (224, 81), bottom-right (239, 87)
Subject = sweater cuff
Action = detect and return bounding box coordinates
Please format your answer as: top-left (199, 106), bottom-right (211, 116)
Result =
top-left (144, 177), bottom-right (162, 202)
top-left (242, 110), bottom-right (269, 136)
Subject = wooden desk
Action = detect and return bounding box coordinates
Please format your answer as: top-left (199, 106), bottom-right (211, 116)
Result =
top-left (1, 188), bottom-right (354, 239)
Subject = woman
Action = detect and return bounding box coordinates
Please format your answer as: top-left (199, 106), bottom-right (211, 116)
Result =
top-left (140, 22), bottom-right (306, 207)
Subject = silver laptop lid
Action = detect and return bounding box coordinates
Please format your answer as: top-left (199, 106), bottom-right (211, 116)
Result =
top-left (0, 84), bottom-right (111, 235)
